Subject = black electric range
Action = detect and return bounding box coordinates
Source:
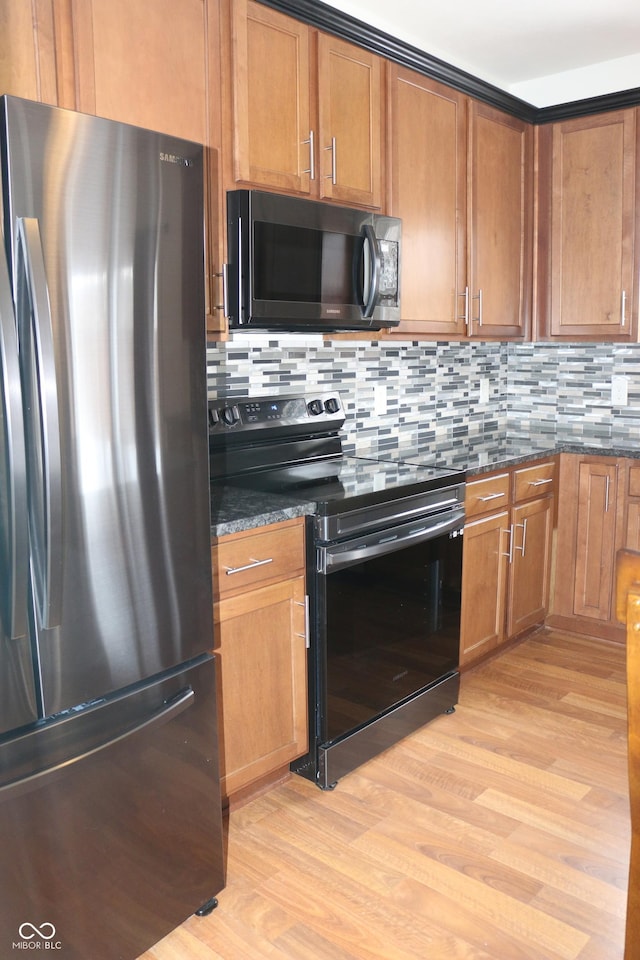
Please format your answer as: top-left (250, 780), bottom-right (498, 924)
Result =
top-left (209, 392), bottom-right (466, 788)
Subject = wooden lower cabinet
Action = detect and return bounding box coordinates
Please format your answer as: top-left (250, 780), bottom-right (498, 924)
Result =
top-left (211, 517), bottom-right (308, 804)
top-left (214, 576), bottom-right (308, 799)
top-left (460, 509), bottom-right (509, 664)
top-left (627, 464), bottom-right (640, 551)
top-left (460, 459), bottom-right (556, 667)
top-left (573, 459), bottom-right (619, 620)
top-left (550, 454), bottom-right (628, 641)
top-left (507, 495), bottom-right (554, 637)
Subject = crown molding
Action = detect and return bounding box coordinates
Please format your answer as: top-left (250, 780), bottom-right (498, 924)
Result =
top-left (536, 87), bottom-right (640, 123)
top-left (259, 0), bottom-right (640, 123)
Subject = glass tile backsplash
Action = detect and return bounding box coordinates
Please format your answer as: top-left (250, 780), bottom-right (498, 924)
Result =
top-left (206, 336), bottom-right (640, 454)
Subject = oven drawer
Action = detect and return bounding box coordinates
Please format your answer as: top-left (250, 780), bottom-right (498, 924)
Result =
top-left (465, 473), bottom-right (510, 518)
top-left (512, 460), bottom-right (556, 502)
top-left (212, 518), bottom-right (305, 600)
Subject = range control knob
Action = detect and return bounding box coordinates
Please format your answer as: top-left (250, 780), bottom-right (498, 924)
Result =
top-left (324, 397), bottom-right (340, 414)
top-left (208, 407), bottom-right (220, 427)
top-left (221, 405), bottom-right (240, 426)
top-left (307, 399), bottom-right (324, 416)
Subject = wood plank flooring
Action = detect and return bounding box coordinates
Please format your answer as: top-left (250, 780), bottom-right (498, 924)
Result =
top-left (140, 628), bottom-right (629, 960)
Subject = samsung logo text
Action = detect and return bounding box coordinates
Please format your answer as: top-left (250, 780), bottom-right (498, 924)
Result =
top-left (159, 152), bottom-right (193, 167)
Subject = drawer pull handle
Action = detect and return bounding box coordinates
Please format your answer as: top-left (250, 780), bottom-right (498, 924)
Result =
top-left (477, 492), bottom-right (505, 502)
top-left (528, 478), bottom-right (553, 487)
top-left (295, 595), bottom-right (310, 648)
top-left (514, 518), bottom-right (528, 557)
top-left (502, 524), bottom-right (514, 564)
top-left (224, 557), bottom-right (274, 576)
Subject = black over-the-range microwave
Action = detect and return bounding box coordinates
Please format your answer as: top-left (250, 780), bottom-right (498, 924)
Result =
top-left (225, 189), bottom-right (401, 332)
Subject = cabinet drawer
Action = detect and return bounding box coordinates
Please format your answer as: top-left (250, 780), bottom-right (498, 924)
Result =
top-left (465, 473), bottom-right (510, 519)
top-left (512, 460), bottom-right (556, 502)
top-left (212, 519), bottom-right (305, 600)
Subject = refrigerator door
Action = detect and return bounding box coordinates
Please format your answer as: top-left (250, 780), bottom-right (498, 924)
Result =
top-left (1, 96), bottom-right (213, 717)
top-left (0, 654), bottom-right (225, 960)
top-left (0, 238), bottom-right (37, 733)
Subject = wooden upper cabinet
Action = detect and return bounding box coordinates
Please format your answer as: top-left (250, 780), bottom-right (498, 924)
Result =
top-left (386, 73), bottom-right (531, 340)
top-left (227, 0), bottom-right (383, 208)
top-left (388, 67), bottom-right (467, 336)
top-left (71, 0), bottom-right (209, 144)
top-left (69, 0), bottom-right (223, 330)
top-left (539, 109), bottom-right (637, 340)
top-left (468, 101), bottom-right (532, 338)
top-left (316, 34), bottom-right (382, 207)
top-left (0, 0), bottom-right (72, 106)
top-left (230, 0), bottom-right (311, 193)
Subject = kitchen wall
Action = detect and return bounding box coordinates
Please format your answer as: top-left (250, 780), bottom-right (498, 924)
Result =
top-left (206, 338), bottom-right (640, 452)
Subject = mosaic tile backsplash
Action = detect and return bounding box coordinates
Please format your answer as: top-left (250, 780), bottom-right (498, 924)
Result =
top-left (206, 336), bottom-right (640, 454)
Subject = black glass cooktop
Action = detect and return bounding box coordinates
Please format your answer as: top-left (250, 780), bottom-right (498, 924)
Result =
top-left (232, 454), bottom-right (465, 516)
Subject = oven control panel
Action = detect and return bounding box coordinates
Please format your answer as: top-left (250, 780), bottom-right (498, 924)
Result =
top-left (208, 392), bottom-right (345, 439)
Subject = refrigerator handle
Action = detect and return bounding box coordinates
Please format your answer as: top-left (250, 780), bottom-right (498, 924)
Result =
top-left (16, 218), bottom-right (63, 629)
top-left (0, 686), bottom-right (195, 799)
top-left (0, 246), bottom-right (28, 639)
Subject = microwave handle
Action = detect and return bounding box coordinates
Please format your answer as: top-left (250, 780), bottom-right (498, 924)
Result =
top-left (362, 224), bottom-right (381, 318)
top-left (236, 216), bottom-right (244, 324)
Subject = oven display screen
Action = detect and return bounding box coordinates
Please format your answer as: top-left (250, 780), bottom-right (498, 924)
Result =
top-left (243, 398), bottom-right (307, 422)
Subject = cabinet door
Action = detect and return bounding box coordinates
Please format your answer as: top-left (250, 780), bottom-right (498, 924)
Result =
top-left (627, 464), bottom-right (640, 551)
top-left (317, 33), bottom-right (382, 208)
top-left (0, 0), bottom-right (62, 105)
top-left (468, 101), bottom-right (532, 338)
top-left (388, 67), bottom-right (466, 336)
top-left (573, 460), bottom-right (619, 620)
top-left (460, 510), bottom-right (509, 666)
top-left (507, 496), bottom-right (554, 638)
top-left (71, 0), bottom-right (209, 143)
top-left (230, 0), bottom-right (311, 193)
top-left (548, 110), bottom-right (637, 340)
top-left (214, 577), bottom-right (308, 798)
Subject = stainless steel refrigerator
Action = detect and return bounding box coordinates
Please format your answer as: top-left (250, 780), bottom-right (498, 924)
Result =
top-left (0, 96), bottom-right (224, 959)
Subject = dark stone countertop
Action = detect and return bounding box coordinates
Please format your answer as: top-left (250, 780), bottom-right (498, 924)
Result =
top-left (210, 435), bottom-right (640, 537)
top-left (434, 438), bottom-right (640, 476)
top-left (210, 484), bottom-right (315, 538)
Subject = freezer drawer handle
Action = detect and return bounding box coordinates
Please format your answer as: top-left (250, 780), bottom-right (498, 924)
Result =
top-left (0, 244), bottom-right (28, 638)
top-left (16, 217), bottom-right (63, 629)
top-left (0, 686), bottom-right (195, 799)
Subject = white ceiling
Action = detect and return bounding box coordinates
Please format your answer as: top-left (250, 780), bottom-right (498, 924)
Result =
top-left (321, 0), bottom-right (640, 106)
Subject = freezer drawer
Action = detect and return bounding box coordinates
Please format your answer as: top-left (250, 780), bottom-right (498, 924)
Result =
top-left (0, 655), bottom-right (225, 960)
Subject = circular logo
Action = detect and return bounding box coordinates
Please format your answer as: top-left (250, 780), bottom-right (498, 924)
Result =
top-left (18, 922), bottom-right (56, 940)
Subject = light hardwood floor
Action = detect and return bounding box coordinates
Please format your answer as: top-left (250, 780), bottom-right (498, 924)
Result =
top-left (141, 628), bottom-right (629, 960)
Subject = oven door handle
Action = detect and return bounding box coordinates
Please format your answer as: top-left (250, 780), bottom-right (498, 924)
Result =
top-left (318, 508), bottom-right (465, 574)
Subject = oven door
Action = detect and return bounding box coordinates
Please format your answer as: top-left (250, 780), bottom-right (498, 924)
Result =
top-left (311, 508), bottom-right (464, 786)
